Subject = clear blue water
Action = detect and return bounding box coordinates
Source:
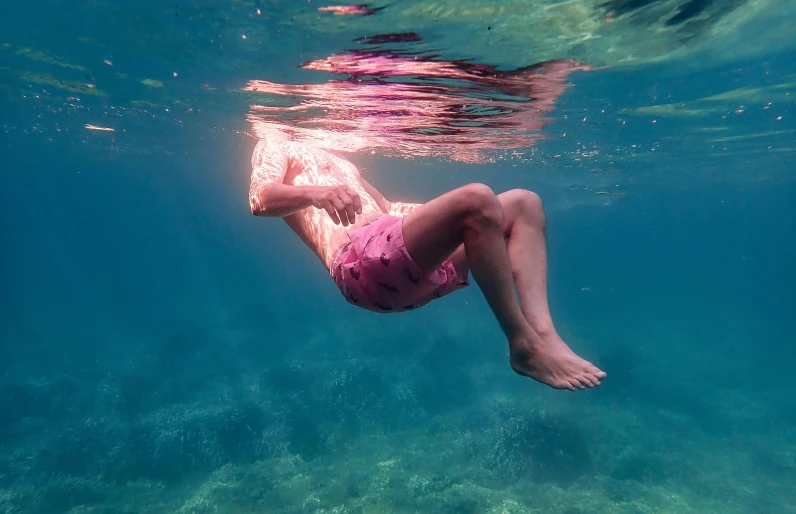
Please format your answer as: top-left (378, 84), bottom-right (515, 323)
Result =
top-left (1, 1), bottom-right (795, 513)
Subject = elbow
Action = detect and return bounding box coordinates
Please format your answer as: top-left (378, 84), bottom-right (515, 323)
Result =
top-left (249, 184), bottom-right (271, 216)
top-left (249, 193), bottom-right (267, 216)
top-left (250, 198), bottom-right (270, 216)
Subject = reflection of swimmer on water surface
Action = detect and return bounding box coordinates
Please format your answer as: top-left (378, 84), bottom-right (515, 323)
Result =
top-left (245, 54), bottom-right (589, 163)
top-left (248, 133), bottom-right (606, 391)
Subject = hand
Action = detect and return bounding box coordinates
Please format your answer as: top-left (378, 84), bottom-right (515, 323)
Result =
top-left (311, 185), bottom-right (363, 226)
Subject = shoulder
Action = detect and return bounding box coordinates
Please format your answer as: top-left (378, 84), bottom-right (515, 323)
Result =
top-left (252, 136), bottom-right (292, 168)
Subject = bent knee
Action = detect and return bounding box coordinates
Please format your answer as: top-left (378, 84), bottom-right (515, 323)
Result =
top-left (506, 189), bottom-right (544, 220)
top-left (458, 183), bottom-right (496, 203)
top-left (456, 183), bottom-right (502, 225)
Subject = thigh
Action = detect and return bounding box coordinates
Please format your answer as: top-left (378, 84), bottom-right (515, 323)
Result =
top-left (402, 186), bottom-right (477, 273)
top-left (427, 190), bottom-right (524, 276)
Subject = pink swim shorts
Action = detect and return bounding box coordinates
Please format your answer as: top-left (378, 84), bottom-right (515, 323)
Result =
top-left (330, 215), bottom-right (469, 313)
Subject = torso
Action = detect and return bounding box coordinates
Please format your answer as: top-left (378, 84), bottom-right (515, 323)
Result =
top-left (278, 143), bottom-right (385, 269)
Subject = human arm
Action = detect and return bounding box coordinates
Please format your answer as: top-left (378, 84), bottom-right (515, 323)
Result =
top-left (250, 183), bottom-right (321, 217)
top-left (249, 140), bottom-right (362, 224)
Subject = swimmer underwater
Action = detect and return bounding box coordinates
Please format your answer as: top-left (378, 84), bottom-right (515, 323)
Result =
top-left (249, 133), bottom-right (606, 391)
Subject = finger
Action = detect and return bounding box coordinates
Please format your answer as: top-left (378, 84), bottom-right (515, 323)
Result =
top-left (342, 196), bottom-right (357, 225)
top-left (323, 202), bottom-right (341, 225)
top-left (336, 206), bottom-right (352, 226)
top-left (331, 198), bottom-right (349, 226)
top-left (337, 192), bottom-right (355, 223)
top-left (348, 189), bottom-right (363, 214)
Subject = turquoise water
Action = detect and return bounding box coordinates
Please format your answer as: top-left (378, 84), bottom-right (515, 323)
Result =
top-left (1, 1), bottom-right (795, 513)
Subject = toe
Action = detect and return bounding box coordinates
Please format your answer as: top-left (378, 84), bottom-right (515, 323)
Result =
top-left (587, 365), bottom-right (606, 379)
top-left (583, 373), bottom-right (601, 387)
top-left (561, 380), bottom-right (577, 391)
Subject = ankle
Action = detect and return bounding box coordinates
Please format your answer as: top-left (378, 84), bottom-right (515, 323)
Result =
top-left (530, 322), bottom-right (556, 340)
top-left (508, 328), bottom-right (544, 353)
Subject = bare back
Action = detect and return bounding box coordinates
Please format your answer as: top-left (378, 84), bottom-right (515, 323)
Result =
top-left (252, 139), bottom-right (386, 268)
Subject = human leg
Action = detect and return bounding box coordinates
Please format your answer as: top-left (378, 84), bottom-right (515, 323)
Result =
top-left (497, 190), bottom-right (555, 332)
top-left (402, 184), bottom-right (602, 390)
top-left (497, 189), bottom-right (606, 385)
top-left (402, 183), bottom-right (529, 341)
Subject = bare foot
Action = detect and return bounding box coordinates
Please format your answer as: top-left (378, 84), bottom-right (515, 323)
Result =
top-left (509, 331), bottom-right (606, 391)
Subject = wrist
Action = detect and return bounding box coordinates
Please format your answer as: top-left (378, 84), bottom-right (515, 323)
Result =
top-left (302, 186), bottom-right (323, 208)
